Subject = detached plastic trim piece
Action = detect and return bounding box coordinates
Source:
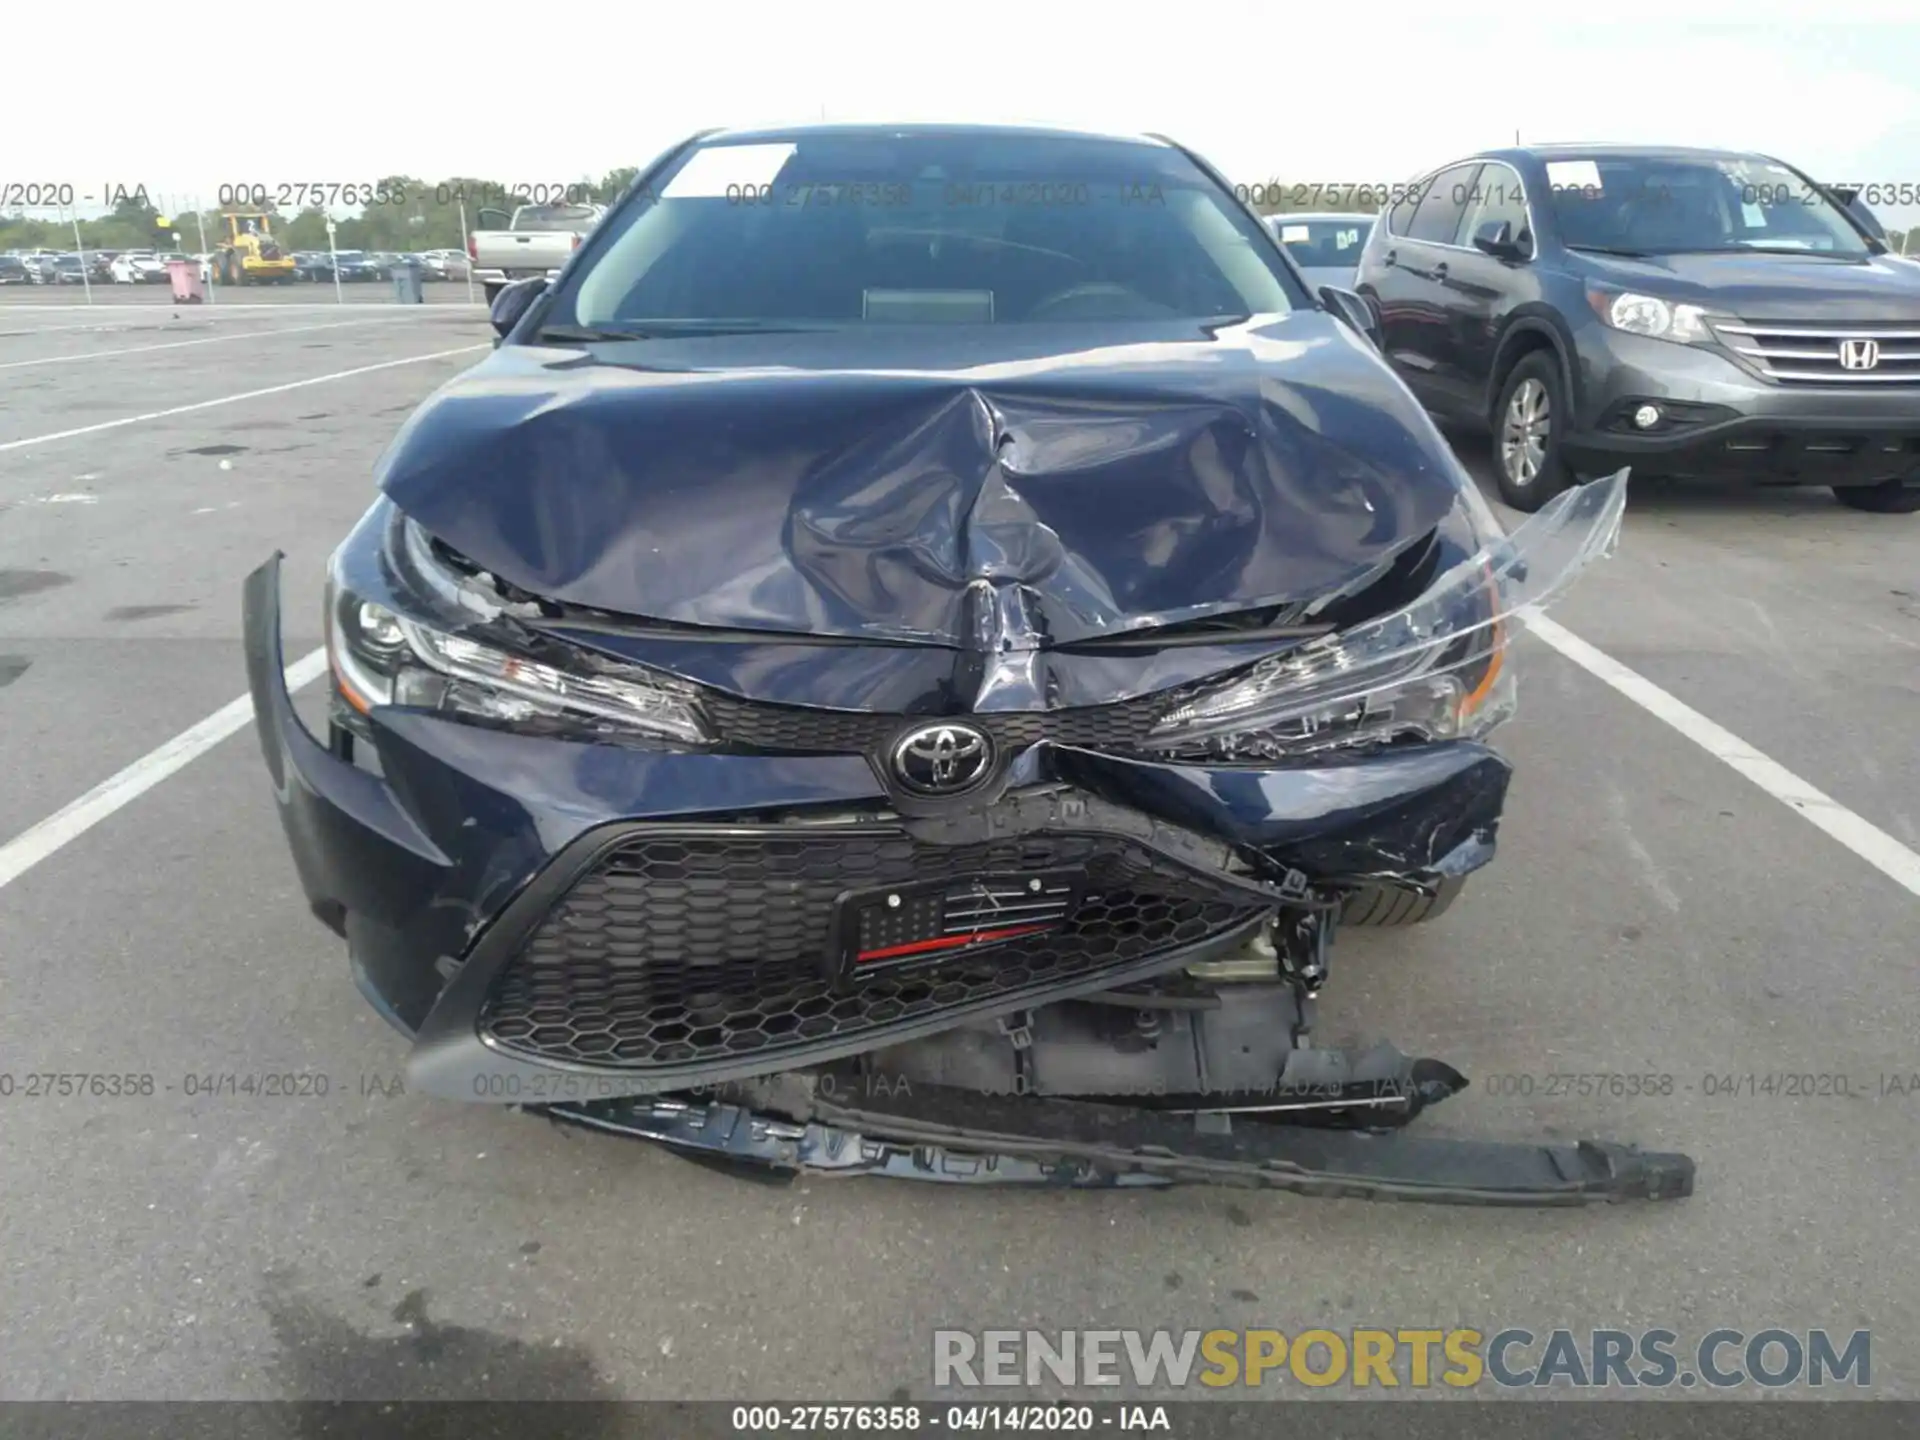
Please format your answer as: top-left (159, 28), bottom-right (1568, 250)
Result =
top-left (546, 1075), bottom-right (1696, 1207)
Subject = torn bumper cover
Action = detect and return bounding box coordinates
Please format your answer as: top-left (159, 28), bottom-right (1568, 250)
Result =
top-left (547, 1079), bottom-right (1696, 1206)
top-left (241, 470), bottom-right (1693, 1203)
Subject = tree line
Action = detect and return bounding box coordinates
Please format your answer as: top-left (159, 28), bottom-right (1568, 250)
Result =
top-left (0, 171), bottom-right (641, 254)
top-left (2, 170), bottom-right (1910, 255)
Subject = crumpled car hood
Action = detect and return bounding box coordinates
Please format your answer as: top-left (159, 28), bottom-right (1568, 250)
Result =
top-left (377, 313), bottom-right (1463, 646)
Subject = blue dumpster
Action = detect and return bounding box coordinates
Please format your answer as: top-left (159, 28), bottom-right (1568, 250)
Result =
top-left (391, 259), bottom-right (424, 304)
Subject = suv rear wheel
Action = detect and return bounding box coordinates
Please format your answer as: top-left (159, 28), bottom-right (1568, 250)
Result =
top-left (1832, 478), bottom-right (1920, 514)
top-left (1492, 353), bottom-right (1574, 511)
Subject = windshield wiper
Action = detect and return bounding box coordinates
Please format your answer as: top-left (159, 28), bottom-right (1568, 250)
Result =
top-left (1565, 244), bottom-right (1653, 258)
top-left (540, 319), bottom-right (835, 342)
top-left (534, 324), bottom-right (645, 343)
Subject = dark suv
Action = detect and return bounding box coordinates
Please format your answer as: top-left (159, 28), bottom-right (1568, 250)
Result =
top-left (1353, 145), bottom-right (1920, 514)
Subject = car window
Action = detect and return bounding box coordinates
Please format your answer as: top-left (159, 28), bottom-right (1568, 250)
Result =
top-left (513, 205), bottom-right (600, 233)
top-left (1460, 165), bottom-right (1532, 255)
top-left (1270, 217), bottom-right (1374, 268)
top-left (563, 132), bottom-right (1300, 328)
top-left (1384, 181), bottom-right (1425, 237)
top-left (1544, 155), bottom-right (1871, 256)
top-left (1406, 164), bottom-right (1481, 245)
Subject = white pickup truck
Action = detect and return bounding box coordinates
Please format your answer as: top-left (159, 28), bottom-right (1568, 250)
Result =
top-left (469, 203), bottom-right (607, 303)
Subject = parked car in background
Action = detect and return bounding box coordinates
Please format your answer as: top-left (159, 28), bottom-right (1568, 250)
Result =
top-left (470, 202), bottom-right (605, 302)
top-left (294, 252), bottom-right (338, 282)
top-left (1353, 144), bottom-right (1920, 515)
top-left (50, 254), bottom-right (93, 285)
top-left (330, 250), bottom-right (382, 282)
top-left (369, 252), bottom-right (404, 280)
top-left (23, 253), bottom-right (61, 283)
top-left (110, 251), bottom-right (167, 283)
top-left (0, 255), bottom-right (31, 285)
top-left (421, 248), bottom-right (469, 279)
top-left (1267, 213), bottom-right (1375, 288)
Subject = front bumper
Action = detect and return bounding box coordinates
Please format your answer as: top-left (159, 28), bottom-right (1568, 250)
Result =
top-left (243, 555), bottom-right (1510, 1105)
top-left (544, 1078), bottom-right (1694, 1205)
top-left (1565, 328), bottom-right (1920, 484)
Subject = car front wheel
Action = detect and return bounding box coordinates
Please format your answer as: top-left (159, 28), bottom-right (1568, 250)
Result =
top-left (1491, 353), bottom-right (1576, 511)
top-left (1833, 478), bottom-right (1920, 514)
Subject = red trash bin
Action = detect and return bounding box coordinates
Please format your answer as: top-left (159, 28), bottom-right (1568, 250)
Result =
top-left (167, 259), bottom-right (205, 303)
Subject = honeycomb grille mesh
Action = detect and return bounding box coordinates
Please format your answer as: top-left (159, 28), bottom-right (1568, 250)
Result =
top-left (479, 829), bottom-right (1258, 1070)
top-left (697, 686), bottom-right (1201, 755)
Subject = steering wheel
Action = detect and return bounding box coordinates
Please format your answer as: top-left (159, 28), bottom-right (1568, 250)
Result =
top-left (1027, 281), bottom-right (1171, 320)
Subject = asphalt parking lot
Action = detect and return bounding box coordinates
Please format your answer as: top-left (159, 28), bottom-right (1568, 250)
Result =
top-left (0, 278), bottom-right (482, 310)
top-left (1, 299), bottom-right (1917, 1403)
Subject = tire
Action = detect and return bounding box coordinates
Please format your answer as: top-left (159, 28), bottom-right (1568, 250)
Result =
top-left (483, 282), bottom-right (504, 306)
top-left (1339, 875), bottom-right (1467, 927)
top-left (1832, 478), bottom-right (1920, 514)
top-left (1491, 352), bottom-right (1575, 511)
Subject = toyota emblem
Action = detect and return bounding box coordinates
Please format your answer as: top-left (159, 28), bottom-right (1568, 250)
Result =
top-left (891, 722), bottom-right (994, 797)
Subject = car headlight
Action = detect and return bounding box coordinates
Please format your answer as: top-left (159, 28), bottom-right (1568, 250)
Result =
top-left (1146, 472), bottom-right (1628, 762)
top-left (323, 531), bottom-right (710, 747)
top-left (1587, 288), bottom-right (1713, 344)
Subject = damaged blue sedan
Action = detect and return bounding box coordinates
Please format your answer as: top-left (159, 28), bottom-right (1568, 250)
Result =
top-left (243, 124), bottom-right (1691, 1204)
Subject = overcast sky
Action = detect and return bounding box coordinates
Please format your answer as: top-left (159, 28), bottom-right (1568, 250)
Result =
top-left (7, 2), bottom-right (1919, 228)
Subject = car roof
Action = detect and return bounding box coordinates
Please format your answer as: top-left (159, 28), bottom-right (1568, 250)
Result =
top-left (698, 120), bottom-right (1173, 149)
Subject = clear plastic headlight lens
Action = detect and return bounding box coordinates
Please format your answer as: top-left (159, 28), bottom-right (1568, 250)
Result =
top-left (324, 570), bottom-right (709, 745)
top-left (1147, 472), bottom-right (1626, 762)
top-left (1589, 289), bottom-right (1713, 344)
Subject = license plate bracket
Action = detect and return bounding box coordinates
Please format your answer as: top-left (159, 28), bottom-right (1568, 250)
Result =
top-left (826, 868), bottom-right (1087, 985)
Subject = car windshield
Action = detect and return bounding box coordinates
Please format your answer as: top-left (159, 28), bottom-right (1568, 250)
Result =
top-left (561, 131), bottom-right (1298, 330)
top-left (1270, 216), bottom-right (1373, 268)
top-left (514, 205), bottom-right (599, 233)
top-left (1545, 155), bottom-right (1872, 257)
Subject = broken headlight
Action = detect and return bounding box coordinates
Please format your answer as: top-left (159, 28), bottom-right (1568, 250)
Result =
top-left (323, 508), bottom-right (710, 746)
top-left (1146, 473), bottom-right (1627, 762)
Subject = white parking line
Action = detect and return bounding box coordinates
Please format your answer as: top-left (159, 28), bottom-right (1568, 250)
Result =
top-left (0, 318), bottom-right (450, 371)
top-left (0, 344), bottom-right (488, 453)
top-left (1529, 615), bottom-right (1920, 899)
top-left (0, 319), bottom-right (174, 335)
top-left (0, 649), bottom-right (327, 893)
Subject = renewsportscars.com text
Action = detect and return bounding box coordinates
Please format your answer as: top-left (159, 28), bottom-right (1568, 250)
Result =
top-left (933, 1327), bottom-right (1870, 1390)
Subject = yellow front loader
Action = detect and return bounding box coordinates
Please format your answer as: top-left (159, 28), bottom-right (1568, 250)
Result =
top-left (215, 212), bottom-right (297, 285)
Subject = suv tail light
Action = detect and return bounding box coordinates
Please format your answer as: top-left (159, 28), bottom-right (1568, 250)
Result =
top-left (572, 233), bottom-right (583, 250)
top-left (467, 234), bottom-right (477, 261)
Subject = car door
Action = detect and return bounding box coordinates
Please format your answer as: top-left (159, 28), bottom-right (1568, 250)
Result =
top-left (1427, 161), bottom-right (1536, 419)
top-left (1372, 163), bottom-right (1480, 413)
top-left (1364, 181), bottom-right (1436, 387)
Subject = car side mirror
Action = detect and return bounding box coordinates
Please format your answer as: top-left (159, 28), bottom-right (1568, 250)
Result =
top-left (1318, 285), bottom-right (1381, 350)
top-left (490, 276), bottom-right (547, 341)
top-left (1472, 220), bottom-right (1529, 262)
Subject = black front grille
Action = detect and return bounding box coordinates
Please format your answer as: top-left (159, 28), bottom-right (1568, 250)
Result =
top-left (697, 686), bottom-right (1196, 756)
top-left (478, 828), bottom-right (1260, 1071)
